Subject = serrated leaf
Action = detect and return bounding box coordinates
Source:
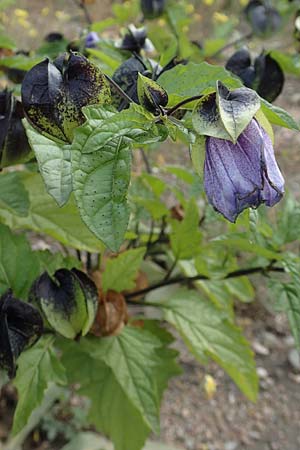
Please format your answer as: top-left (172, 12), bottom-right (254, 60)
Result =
top-left (213, 236), bottom-right (282, 260)
top-left (170, 200), bottom-right (202, 259)
top-left (0, 172), bottom-right (29, 217)
top-left (225, 277), bottom-right (255, 303)
top-left (275, 195), bottom-right (300, 245)
top-left (260, 99), bottom-right (299, 131)
top-left (0, 172), bottom-right (103, 252)
top-left (72, 138), bottom-right (131, 252)
top-left (12, 336), bottom-right (66, 435)
top-left (155, 288), bottom-right (258, 401)
top-left (78, 104), bottom-right (163, 154)
top-left (216, 82), bottom-right (260, 143)
top-left (61, 326), bottom-right (180, 450)
top-left (158, 62), bottom-right (242, 105)
top-left (23, 120), bottom-right (72, 206)
top-left (0, 224), bottom-right (39, 298)
top-left (102, 247), bottom-right (146, 293)
top-left (24, 122), bottom-right (72, 206)
top-left (63, 348), bottom-right (150, 450)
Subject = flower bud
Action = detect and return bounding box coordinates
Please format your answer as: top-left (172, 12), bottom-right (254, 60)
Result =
top-left (85, 31), bottom-right (100, 49)
top-left (137, 72), bottom-right (168, 114)
top-left (0, 290), bottom-right (43, 377)
top-left (226, 49), bottom-right (284, 103)
top-left (244, 0), bottom-right (281, 36)
top-left (117, 25), bottom-right (154, 54)
top-left (30, 268), bottom-right (98, 339)
top-left (141, 0), bottom-right (165, 19)
top-left (21, 52), bottom-right (111, 142)
top-left (0, 90), bottom-right (32, 168)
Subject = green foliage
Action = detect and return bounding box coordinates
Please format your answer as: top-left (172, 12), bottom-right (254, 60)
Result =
top-left (13, 336), bottom-right (67, 435)
top-left (102, 247), bottom-right (146, 292)
top-left (61, 326), bottom-right (181, 450)
top-left (0, 172), bottom-right (29, 217)
top-left (154, 289), bottom-right (258, 401)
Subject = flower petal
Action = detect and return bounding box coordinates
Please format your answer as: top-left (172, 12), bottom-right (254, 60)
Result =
top-left (260, 125), bottom-right (284, 206)
top-left (204, 120), bottom-right (264, 221)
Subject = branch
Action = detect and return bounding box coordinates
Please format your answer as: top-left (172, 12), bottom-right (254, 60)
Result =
top-left (211, 31), bottom-right (253, 59)
top-left (104, 74), bottom-right (135, 106)
top-left (73, 0), bottom-right (93, 25)
top-left (166, 95), bottom-right (203, 116)
top-left (125, 264), bottom-right (284, 300)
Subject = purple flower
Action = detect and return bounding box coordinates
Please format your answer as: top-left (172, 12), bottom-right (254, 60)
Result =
top-left (85, 31), bottom-right (100, 49)
top-left (204, 119), bottom-right (284, 222)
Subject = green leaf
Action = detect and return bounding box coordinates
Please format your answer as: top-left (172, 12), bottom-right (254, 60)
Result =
top-left (216, 81), bottom-right (260, 143)
top-left (170, 200), bottom-right (202, 259)
top-left (72, 138), bottom-right (131, 252)
top-left (12, 336), bottom-right (67, 435)
top-left (0, 172), bottom-right (103, 252)
top-left (158, 62), bottom-right (242, 105)
top-left (0, 172), bottom-right (29, 217)
top-left (155, 288), bottom-right (258, 401)
top-left (270, 50), bottom-right (300, 76)
top-left (36, 250), bottom-right (81, 275)
top-left (0, 224), bottom-right (39, 298)
top-left (63, 348), bottom-right (150, 450)
top-left (274, 194), bottom-right (300, 245)
top-left (0, 55), bottom-right (43, 71)
top-left (213, 236), bottom-right (283, 260)
top-left (260, 99), bottom-right (299, 131)
top-left (61, 326), bottom-right (180, 450)
top-left (78, 104), bottom-right (163, 154)
top-left (0, 34), bottom-right (16, 49)
top-left (24, 122), bottom-right (72, 206)
top-left (225, 277), bottom-right (255, 303)
top-left (102, 247), bottom-right (146, 293)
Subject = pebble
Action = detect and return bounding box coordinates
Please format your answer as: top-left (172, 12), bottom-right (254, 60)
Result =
top-left (263, 332), bottom-right (281, 349)
top-left (224, 441), bottom-right (238, 450)
top-left (288, 349), bottom-right (300, 371)
top-left (257, 367), bottom-right (268, 379)
top-left (252, 340), bottom-right (270, 356)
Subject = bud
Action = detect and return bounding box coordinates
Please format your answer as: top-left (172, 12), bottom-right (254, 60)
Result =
top-left (141, 0), bottom-right (165, 19)
top-left (112, 56), bottom-right (148, 109)
top-left (226, 49), bottom-right (284, 103)
top-left (117, 25), bottom-right (154, 54)
top-left (85, 31), bottom-right (100, 49)
top-left (244, 0), bottom-right (281, 36)
top-left (21, 52), bottom-right (111, 142)
top-left (137, 72), bottom-right (168, 114)
top-left (0, 90), bottom-right (32, 168)
top-left (30, 268), bottom-right (98, 339)
top-left (0, 290), bottom-right (43, 377)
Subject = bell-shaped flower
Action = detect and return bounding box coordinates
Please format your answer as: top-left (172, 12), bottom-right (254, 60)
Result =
top-left (226, 49), bottom-right (284, 102)
top-left (30, 268), bottom-right (98, 339)
top-left (204, 119), bottom-right (284, 222)
top-left (0, 90), bottom-right (31, 168)
top-left (0, 290), bottom-right (43, 377)
top-left (21, 52), bottom-right (111, 142)
top-left (85, 31), bottom-right (100, 49)
top-left (117, 25), bottom-right (154, 54)
top-left (192, 82), bottom-right (284, 222)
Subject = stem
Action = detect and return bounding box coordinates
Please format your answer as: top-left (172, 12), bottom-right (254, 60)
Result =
top-left (73, 0), bottom-right (92, 25)
top-left (164, 258), bottom-right (178, 281)
top-left (76, 249), bottom-right (82, 262)
top-left (125, 264), bottom-right (284, 300)
top-left (166, 95), bottom-right (204, 116)
top-left (86, 251), bottom-right (92, 272)
top-left (211, 31), bottom-right (253, 58)
top-left (104, 74), bottom-right (134, 106)
top-left (140, 148), bottom-right (152, 174)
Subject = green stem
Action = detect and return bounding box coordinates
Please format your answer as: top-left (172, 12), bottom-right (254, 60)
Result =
top-left (166, 95), bottom-right (204, 116)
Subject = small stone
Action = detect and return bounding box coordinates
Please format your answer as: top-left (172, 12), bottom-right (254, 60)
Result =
top-left (252, 340), bottom-right (270, 356)
top-left (263, 331), bottom-right (281, 349)
top-left (284, 335), bottom-right (296, 348)
top-left (288, 348), bottom-right (300, 371)
top-left (224, 441), bottom-right (238, 450)
top-left (248, 430), bottom-right (261, 440)
top-left (257, 367), bottom-right (268, 379)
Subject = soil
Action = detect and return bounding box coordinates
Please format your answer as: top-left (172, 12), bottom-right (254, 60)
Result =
top-left (1, 1), bottom-right (300, 450)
